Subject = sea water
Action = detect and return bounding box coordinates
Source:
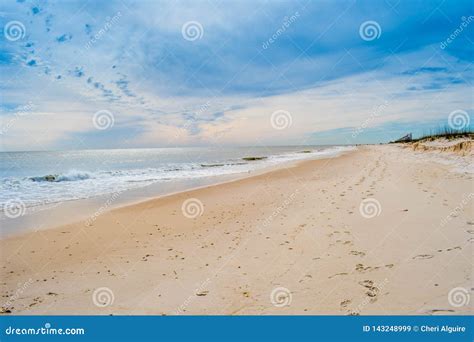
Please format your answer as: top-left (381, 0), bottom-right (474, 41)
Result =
top-left (0, 145), bottom-right (355, 234)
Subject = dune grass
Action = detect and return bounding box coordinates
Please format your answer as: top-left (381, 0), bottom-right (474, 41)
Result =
top-left (391, 126), bottom-right (473, 143)
top-left (412, 126), bottom-right (473, 142)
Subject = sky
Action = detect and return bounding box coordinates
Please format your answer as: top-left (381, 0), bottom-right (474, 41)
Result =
top-left (0, 0), bottom-right (473, 151)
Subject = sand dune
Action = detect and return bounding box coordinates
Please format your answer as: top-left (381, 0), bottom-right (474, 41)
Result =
top-left (1, 145), bottom-right (472, 315)
top-left (407, 137), bottom-right (473, 156)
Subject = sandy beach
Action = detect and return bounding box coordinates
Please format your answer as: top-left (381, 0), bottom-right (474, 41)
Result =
top-left (1, 145), bottom-right (472, 315)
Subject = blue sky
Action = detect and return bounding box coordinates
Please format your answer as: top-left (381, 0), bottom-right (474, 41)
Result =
top-left (0, 0), bottom-right (473, 151)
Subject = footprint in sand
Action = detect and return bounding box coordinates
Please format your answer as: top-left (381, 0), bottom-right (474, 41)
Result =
top-left (355, 263), bottom-right (372, 272)
top-left (425, 309), bottom-right (455, 315)
top-left (412, 254), bottom-right (434, 260)
top-left (340, 299), bottom-right (351, 308)
top-left (358, 280), bottom-right (379, 300)
top-left (350, 251), bottom-right (366, 257)
top-left (329, 272), bottom-right (348, 279)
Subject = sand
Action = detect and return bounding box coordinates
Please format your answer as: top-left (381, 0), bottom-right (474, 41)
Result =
top-left (1, 145), bottom-right (472, 315)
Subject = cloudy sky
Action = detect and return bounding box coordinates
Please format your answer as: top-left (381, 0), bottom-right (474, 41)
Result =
top-left (0, 0), bottom-right (473, 151)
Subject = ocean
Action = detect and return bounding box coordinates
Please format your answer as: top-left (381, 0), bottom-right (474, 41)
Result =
top-left (0, 145), bottom-right (354, 231)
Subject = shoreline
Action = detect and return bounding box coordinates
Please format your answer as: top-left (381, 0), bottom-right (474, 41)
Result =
top-left (0, 147), bottom-right (354, 239)
top-left (1, 145), bottom-right (472, 315)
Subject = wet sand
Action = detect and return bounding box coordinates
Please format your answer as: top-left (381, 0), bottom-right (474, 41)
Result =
top-left (1, 145), bottom-right (472, 315)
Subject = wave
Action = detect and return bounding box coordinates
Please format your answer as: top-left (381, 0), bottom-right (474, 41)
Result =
top-left (201, 162), bottom-right (248, 168)
top-left (25, 148), bottom-right (355, 184)
top-left (1, 146), bottom-right (357, 211)
top-left (30, 170), bottom-right (93, 182)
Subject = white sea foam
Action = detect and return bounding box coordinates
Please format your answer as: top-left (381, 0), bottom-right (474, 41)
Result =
top-left (0, 146), bottom-right (355, 213)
